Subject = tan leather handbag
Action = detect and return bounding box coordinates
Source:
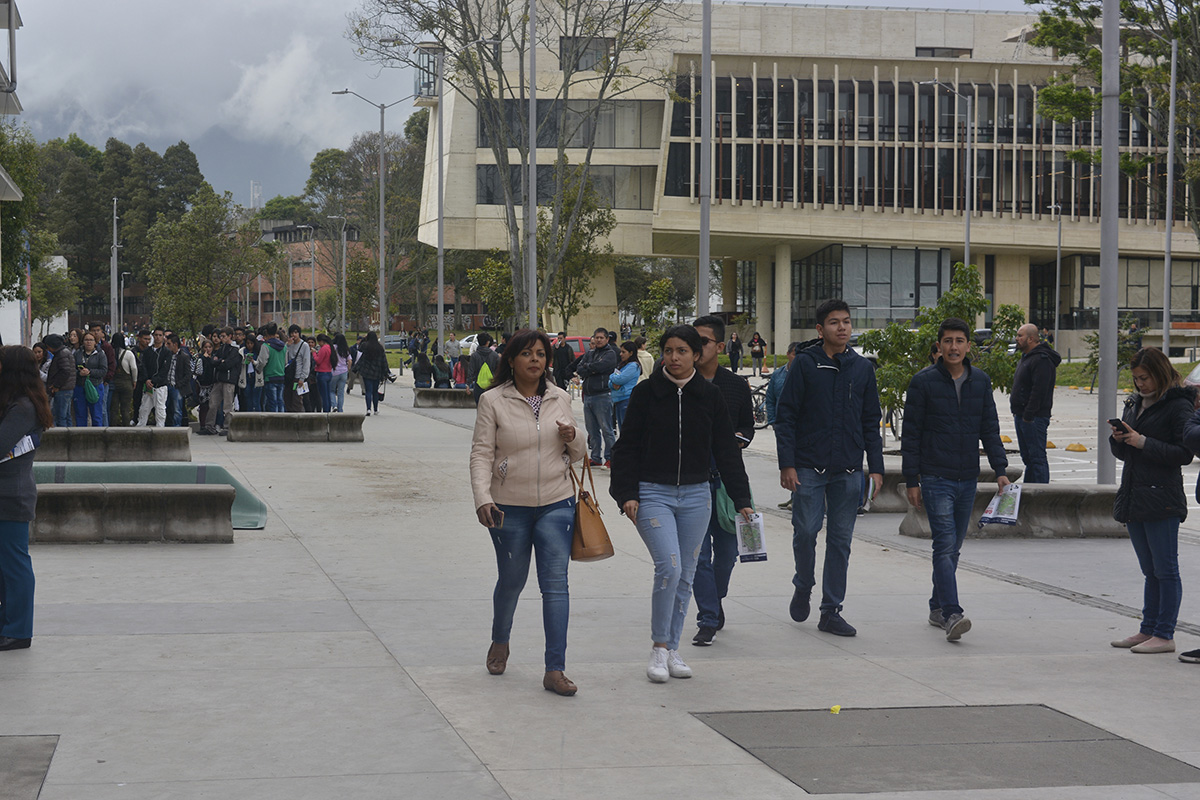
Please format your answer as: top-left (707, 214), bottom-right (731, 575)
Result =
top-left (569, 458), bottom-right (614, 562)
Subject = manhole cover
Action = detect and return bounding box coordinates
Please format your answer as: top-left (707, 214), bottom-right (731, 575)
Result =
top-left (0, 735), bottom-right (58, 800)
top-left (694, 705), bottom-right (1200, 794)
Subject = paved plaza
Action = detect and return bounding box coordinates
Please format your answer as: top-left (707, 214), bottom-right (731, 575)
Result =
top-left (4, 375), bottom-right (1200, 799)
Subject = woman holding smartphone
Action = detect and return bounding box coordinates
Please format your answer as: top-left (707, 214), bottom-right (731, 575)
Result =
top-left (1109, 347), bottom-right (1194, 655)
top-left (469, 329), bottom-right (586, 696)
top-left (609, 325), bottom-right (754, 683)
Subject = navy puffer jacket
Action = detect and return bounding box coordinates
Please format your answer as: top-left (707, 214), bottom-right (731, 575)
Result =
top-left (775, 344), bottom-right (884, 474)
top-left (1113, 385), bottom-right (1195, 523)
top-left (901, 359), bottom-right (1008, 488)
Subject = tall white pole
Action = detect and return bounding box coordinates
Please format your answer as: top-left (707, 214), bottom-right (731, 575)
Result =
top-left (341, 223), bottom-right (347, 332)
top-left (697, 0), bottom-right (711, 316)
top-left (110, 198), bottom-right (119, 333)
top-left (1163, 38), bottom-right (1178, 355)
top-left (1097, 0), bottom-right (1119, 484)
top-left (964, 92), bottom-right (972, 271)
top-left (527, 0), bottom-right (538, 330)
top-left (379, 104), bottom-right (388, 333)
top-left (438, 49), bottom-right (446, 352)
top-left (1054, 206), bottom-right (1062, 349)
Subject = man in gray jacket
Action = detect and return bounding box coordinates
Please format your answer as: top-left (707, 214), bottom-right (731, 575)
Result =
top-left (284, 324), bottom-right (311, 413)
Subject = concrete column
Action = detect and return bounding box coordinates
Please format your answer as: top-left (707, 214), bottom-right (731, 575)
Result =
top-left (774, 242), bottom-right (792, 358)
top-left (755, 259), bottom-right (772, 338)
top-left (721, 257), bottom-right (737, 312)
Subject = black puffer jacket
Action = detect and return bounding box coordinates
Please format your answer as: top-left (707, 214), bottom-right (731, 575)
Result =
top-left (1111, 385), bottom-right (1195, 523)
top-left (609, 366), bottom-right (751, 509)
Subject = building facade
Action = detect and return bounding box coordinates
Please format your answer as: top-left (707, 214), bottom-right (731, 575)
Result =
top-left (417, 3), bottom-right (1199, 354)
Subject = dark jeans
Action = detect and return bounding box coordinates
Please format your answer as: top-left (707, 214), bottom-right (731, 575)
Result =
top-left (1128, 517), bottom-right (1182, 639)
top-left (582, 392), bottom-right (615, 463)
top-left (613, 398), bottom-right (629, 434)
top-left (921, 475), bottom-right (977, 617)
top-left (694, 477), bottom-right (740, 628)
top-left (73, 384), bottom-right (102, 427)
top-left (317, 372), bottom-right (333, 413)
top-left (0, 520), bottom-right (34, 639)
top-left (52, 390), bottom-right (73, 427)
top-left (489, 497), bottom-right (575, 672)
top-left (791, 467), bottom-right (861, 612)
top-left (1014, 416), bottom-right (1050, 483)
top-left (363, 379), bottom-right (380, 412)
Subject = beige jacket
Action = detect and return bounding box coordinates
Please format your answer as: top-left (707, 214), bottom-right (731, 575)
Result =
top-left (470, 382), bottom-right (587, 509)
top-left (636, 349), bottom-right (654, 383)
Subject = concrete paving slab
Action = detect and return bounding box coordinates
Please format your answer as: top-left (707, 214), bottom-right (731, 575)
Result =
top-left (0, 735), bottom-right (58, 800)
top-left (30, 600), bottom-right (366, 636)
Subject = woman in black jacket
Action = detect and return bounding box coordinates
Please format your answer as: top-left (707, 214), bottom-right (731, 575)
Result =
top-left (0, 346), bottom-right (54, 650)
top-left (609, 325), bottom-right (754, 684)
top-left (1109, 347), bottom-right (1194, 655)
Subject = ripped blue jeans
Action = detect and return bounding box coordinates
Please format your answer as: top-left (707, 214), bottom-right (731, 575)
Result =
top-left (635, 481), bottom-right (712, 650)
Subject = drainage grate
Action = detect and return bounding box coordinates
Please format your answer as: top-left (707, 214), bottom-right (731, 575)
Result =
top-left (694, 705), bottom-right (1200, 794)
top-left (0, 735), bottom-right (58, 800)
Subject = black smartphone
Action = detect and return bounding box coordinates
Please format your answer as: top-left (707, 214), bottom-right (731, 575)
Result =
top-left (492, 509), bottom-right (505, 528)
top-left (1108, 418), bottom-right (1126, 430)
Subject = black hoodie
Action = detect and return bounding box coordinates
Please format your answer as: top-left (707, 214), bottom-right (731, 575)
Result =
top-left (1010, 341), bottom-right (1062, 421)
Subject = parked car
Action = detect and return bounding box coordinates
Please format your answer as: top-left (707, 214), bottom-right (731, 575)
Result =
top-left (383, 334), bottom-right (407, 350)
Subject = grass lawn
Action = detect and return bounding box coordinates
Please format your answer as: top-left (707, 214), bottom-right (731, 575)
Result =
top-left (1055, 360), bottom-right (1200, 391)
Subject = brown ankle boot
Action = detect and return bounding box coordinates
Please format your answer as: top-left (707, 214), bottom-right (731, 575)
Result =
top-left (486, 642), bottom-right (509, 675)
top-left (542, 670), bottom-right (577, 696)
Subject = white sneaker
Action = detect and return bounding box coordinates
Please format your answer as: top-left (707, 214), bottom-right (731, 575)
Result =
top-left (667, 649), bottom-right (692, 679)
top-left (647, 646), bottom-right (669, 683)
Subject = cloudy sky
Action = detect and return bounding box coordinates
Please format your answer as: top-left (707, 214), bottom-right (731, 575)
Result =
top-left (20, 0), bottom-right (1030, 207)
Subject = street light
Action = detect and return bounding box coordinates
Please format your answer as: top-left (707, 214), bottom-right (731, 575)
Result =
top-left (921, 80), bottom-right (974, 272)
top-left (328, 215), bottom-right (347, 332)
top-left (1048, 203), bottom-right (1062, 349)
top-left (332, 89), bottom-right (415, 334)
top-left (119, 271), bottom-right (131, 332)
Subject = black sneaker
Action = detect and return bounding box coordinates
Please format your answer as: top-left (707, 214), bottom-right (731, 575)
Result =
top-left (1179, 648), bottom-right (1200, 663)
top-left (928, 609), bottom-right (945, 628)
top-left (716, 602), bottom-right (725, 631)
top-left (789, 587), bottom-right (811, 622)
top-left (944, 613), bottom-right (972, 641)
top-left (692, 626), bottom-right (716, 646)
top-left (817, 610), bottom-right (857, 637)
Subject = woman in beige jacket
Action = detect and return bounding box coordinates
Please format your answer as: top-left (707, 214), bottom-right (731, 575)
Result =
top-left (470, 329), bottom-right (587, 696)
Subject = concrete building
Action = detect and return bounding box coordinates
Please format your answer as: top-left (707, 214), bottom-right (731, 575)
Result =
top-left (416, 2), bottom-right (1199, 354)
top-left (0, 1), bottom-right (26, 345)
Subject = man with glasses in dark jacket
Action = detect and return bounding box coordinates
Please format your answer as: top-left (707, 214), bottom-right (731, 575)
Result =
top-left (776, 299), bottom-right (884, 638)
top-left (903, 317), bottom-right (1010, 642)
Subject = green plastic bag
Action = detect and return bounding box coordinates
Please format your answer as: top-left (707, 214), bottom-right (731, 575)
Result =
top-left (715, 480), bottom-right (753, 535)
top-left (83, 378), bottom-right (99, 405)
top-left (476, 361), bottom-right (494, 390)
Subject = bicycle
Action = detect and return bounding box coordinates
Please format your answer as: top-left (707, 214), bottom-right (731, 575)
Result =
top-left (884, 406), bottom-right (903, 442)
top-left (751, 384), bottom-right (769, 429)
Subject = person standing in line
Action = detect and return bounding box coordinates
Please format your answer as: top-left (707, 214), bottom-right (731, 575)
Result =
top-left (136, 328), bottom-right (170, 427)
top-left (573, 328), bottom-right (619, 467)
top-left (44, 334), bottom-right (75, 428)
top-left (726, 332), bottom-right (743, 375)
top-left (353, 332), bottom-right (389, 416)
top-left (204, 327), bottom-right (240, 434)
top-left (259, 324), bottom-right (287, 412)
top-left (240, 335), bottom-right (261, 413)
top-left (552, 333), bottom-right (576, 391)
top-left (609, 325), bottom-right (753, 683)
top-left (609, 341), bottom-right (641, 434)
top-left (284, 325), bottom-right (311, 414)
top-left (776, 301), bottom-right (883, 638)
top-left (470, 329), bottom-right (586, 696)
top-left (32, 343), bottom-right (48, 385)
top-left (162, 334), bottom-right (193, 425)
top-left (73, 332), bottom-right (107, 427)
top-left (1010, 322), bottom-right (1060, 484)
top-left (313, 333), bottom-right (335, 413)
top-left (109, 333), bottom-right (138, 427)
top-left (634, 336), bottom-right (654, 384)
top-left (329, 334), bottom-right (352, 412)
top-left (1110, 348), bottom-right (1194, 655)
top-left (88, 323), bottom-right (117, 426)
top-left (902, 318), bottom-right (1009, 642)
top-left (748, 332), bottom-right (767, 377)
top-left (0, 346), bottom-right (54, 651)
top-left (690, 315), bottom-right (755, 646)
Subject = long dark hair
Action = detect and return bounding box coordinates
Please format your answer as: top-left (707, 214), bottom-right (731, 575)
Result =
top-left (0, 346), bottom-right (53, 429)
top-left (359, 331), bottom-right (385, 362)
top-left (620, 341), bottom-right (640, 373)
top-left (489, 329), bottom-right (552, 395)
top-left (333, 333), bottom-right (350, 361)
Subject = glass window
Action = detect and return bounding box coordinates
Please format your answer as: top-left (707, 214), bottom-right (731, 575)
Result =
top-left (615, 101), bottom-right (640, 147)
top-left (559, 36), bottom-right (614, 72)
top-left (842, 246), bottom-right (867, 305)
top-left (641, 102), bottom-right (664, 148)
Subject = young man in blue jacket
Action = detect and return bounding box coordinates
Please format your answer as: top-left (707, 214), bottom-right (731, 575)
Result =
top-left (776, 299), bottom-right (884, 637)
top-left (902, 317), bottom-right (1010, 641)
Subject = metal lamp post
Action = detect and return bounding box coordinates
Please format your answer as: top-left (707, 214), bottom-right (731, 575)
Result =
top-left (333, 90), bottom-right (415, 334)
top-left (119, 271), bottom-right (131, 332)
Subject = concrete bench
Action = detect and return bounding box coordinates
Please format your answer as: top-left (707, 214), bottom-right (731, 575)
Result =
top-left (413, 387), bottom-right (476, 409)
top-left (31, 484), bottom-right (234, 544)
top-left (873, 457), bottom-right (1023, 513)
top-left (226, 413), bottom-right (365, 443)
top-left (35, 427), bottom-right (191, 462)
top-left (898, 482), bottom-right (1124, 539)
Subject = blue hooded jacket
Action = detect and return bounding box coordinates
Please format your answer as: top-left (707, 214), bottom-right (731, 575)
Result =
top-left (775, 343), bottom-right (884, 475)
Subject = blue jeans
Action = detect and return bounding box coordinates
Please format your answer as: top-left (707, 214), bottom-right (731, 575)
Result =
top-left (921, 475), bottom-right (977, 617)
top-left (635, 481), bottom-right (711, 649)
top-left (52, 390), bottom-right (72, 427)
top-left (363, 379), bottom-right (380, 412)
top-left (694, 477), bottom-right (740, 628)
top-left (331, 372), bottom-right (348, 412)
top-left (264, 381), bottom-right (284, 413)
top-left (73, 384), bottom-right (102, 426)
top-left (613, 398), bottom-right (629, 433)
top-left (317, 372), bottom-right (333, 412)
top-left (243, 383), bottom-right (261, 413)
top-left (791, 467), bottom-right (862, 612)
top-left (167, 387), bottom-right (184, 427)
top-left (1014, 416), bottom-right (1050, 483)
top-left (490, 497), bottom-right (576, 672)
top-left (583, 392), bottom-right (615, 462)
top-left (99, 383), bottom-right (109, 426)
top-left (0, 520), bottom-right (34, 639)
top-left (1128, 518), bottom-right (1182, 639)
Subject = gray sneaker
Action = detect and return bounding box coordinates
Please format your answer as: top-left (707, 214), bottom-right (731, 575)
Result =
top-left (928, 609), bottom-right (945, 628)
top-left (944, 613), bottom-right (972, 641)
